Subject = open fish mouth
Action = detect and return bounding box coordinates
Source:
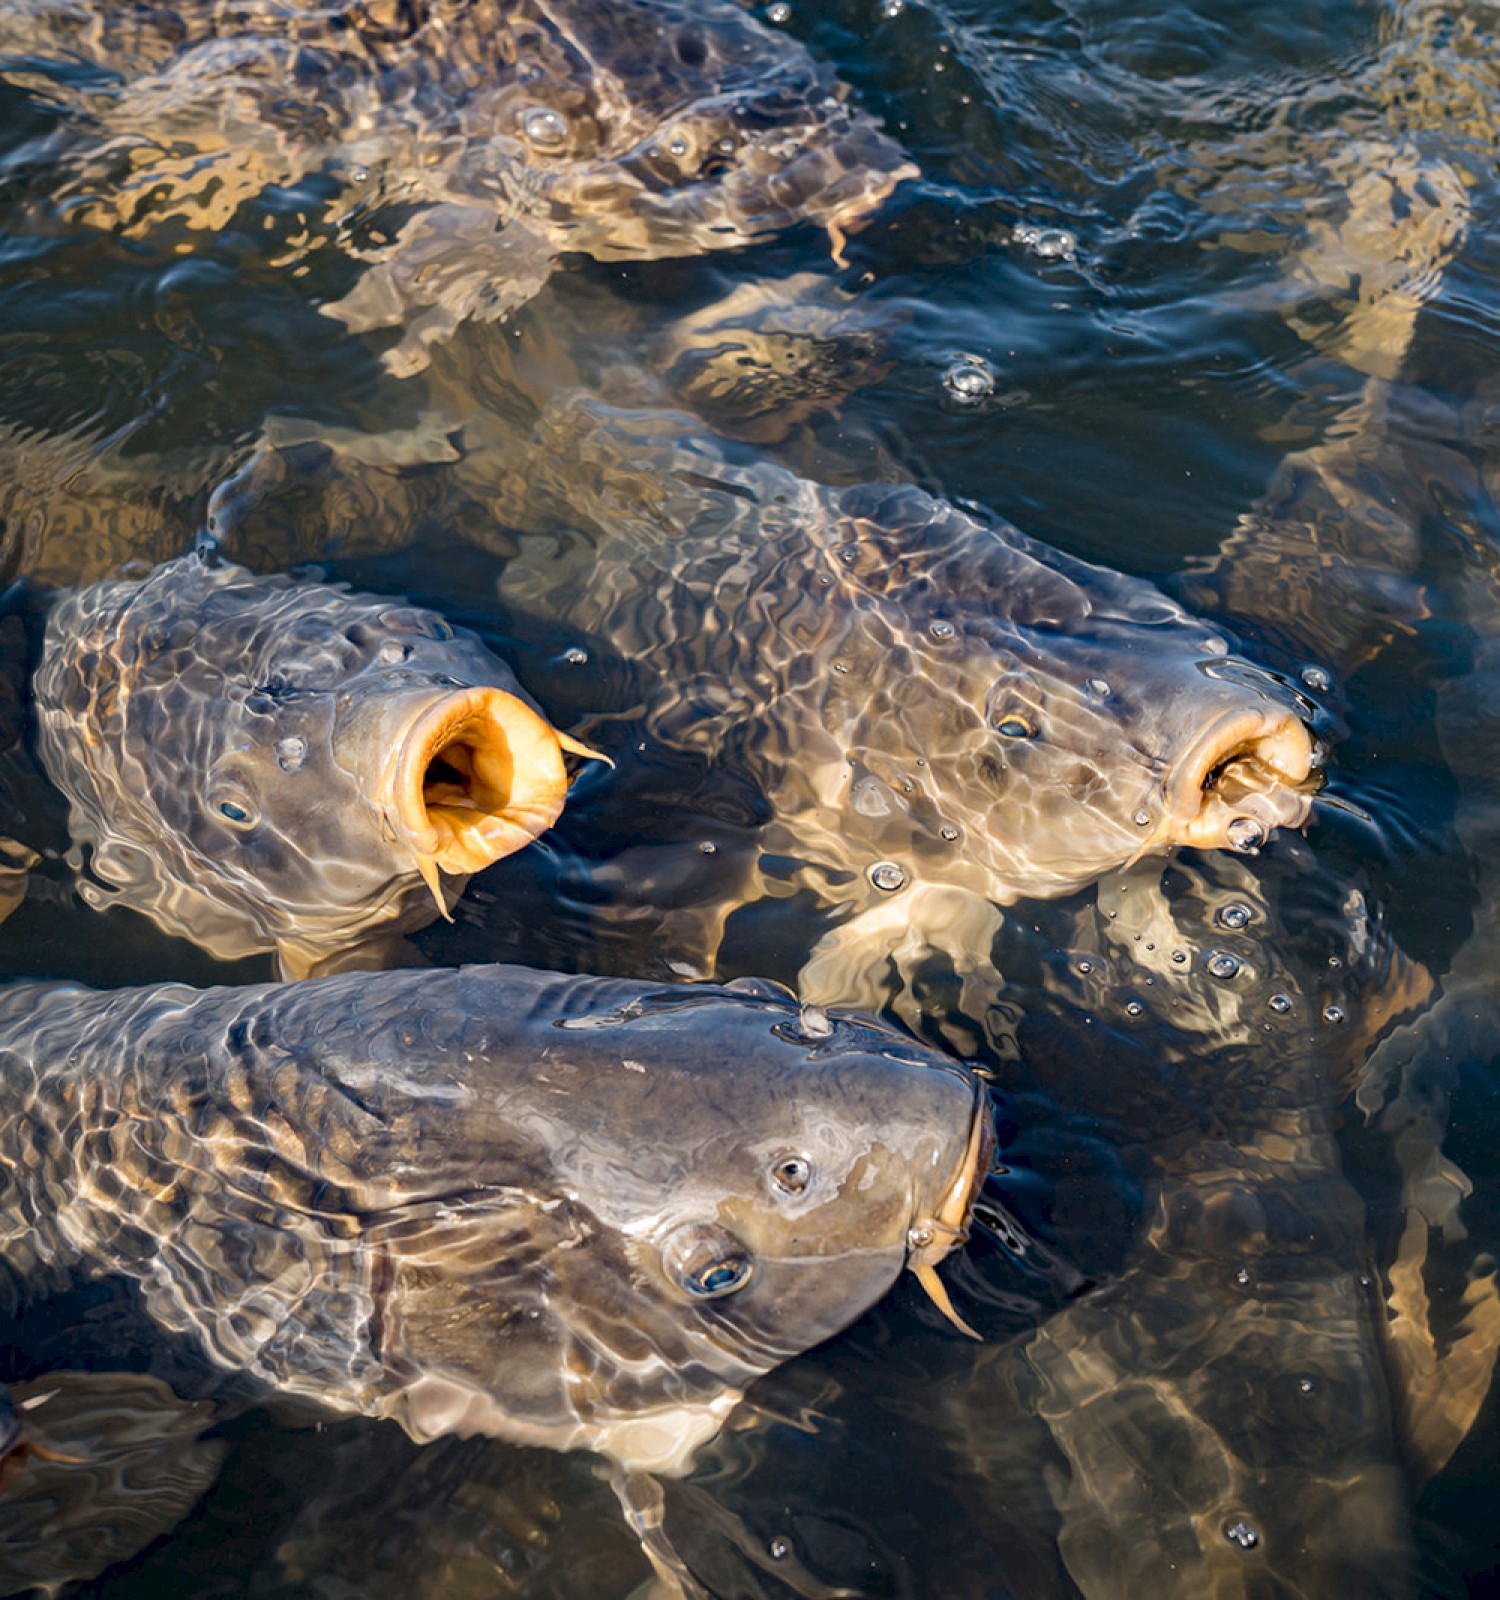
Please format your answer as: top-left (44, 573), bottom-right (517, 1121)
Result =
top-left (906, 1084), bottom-right (994, 1340)
top-left (390, 687), bottom-right (604, 912)
top-left (1164, 707), bottom-right (1317, 853)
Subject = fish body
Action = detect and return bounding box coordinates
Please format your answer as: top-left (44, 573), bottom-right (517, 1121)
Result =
top-left (0, 962), bottom-right (990, 1473)
top-left (1, 0), bottom-right (915, 372)
top-left (0, 1373), bottom-right (224, 1590)
top-left (33, 554), bottom-right (597, 976)
top-left (466, 393), bottom-right (1322, 1009)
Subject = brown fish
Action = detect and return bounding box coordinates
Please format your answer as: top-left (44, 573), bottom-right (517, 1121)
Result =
top-left (0, 0), bottom-right (917, 374)
top-left (0, 962), bottom-right (992, 1477)
top-left (0, 1373), bottom-right (224, 1593)
top-left (438, 390), bottom-right (1323, 1017)
top-left (32, 554), bottom-right (602, 976)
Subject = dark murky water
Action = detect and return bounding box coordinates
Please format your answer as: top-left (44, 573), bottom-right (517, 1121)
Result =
top-left (2, 1), bottom-right (1499, 1594)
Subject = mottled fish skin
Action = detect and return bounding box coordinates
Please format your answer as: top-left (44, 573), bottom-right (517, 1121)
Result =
top-left (0, 1372), bottom-right (225, 1593)
top-left (33, 554), bottom-right (597, 977)
top-left (465, 393), bottom-right (1321, 1009)
top-left (0, 962), bottom-right (989, 1475)
top-left (892, 846), bottom-right (1444, 1600)
top-left (0, 0), bottom-right (916, 373)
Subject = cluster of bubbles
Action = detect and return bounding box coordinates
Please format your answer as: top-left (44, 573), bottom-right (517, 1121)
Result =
top-left (1014, 222), bottom-right (1078, 261)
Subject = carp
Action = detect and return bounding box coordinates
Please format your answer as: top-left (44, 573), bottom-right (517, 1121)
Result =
top-left (0, 962), bottom-right (992, 1476)
top-left (0, 0), bottom-right (917, 374)
top-left (30, 554), bottom-right (603, 977)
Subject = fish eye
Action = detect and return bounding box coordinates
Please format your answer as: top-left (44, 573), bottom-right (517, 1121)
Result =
top-left (207, 778), bottom-right (259, 831)
top-left (661, 1222), bottom-right (754, 1301)
top-left (994, 714), bottom-right (1036, 740)
top-left (770, 1155), bottom-right (812, 1194)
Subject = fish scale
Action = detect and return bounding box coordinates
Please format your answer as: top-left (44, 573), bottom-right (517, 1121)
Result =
top-left (0, 962), bottom-right (991, 1490)
top-left (0, 0), bottom-right (918, 373)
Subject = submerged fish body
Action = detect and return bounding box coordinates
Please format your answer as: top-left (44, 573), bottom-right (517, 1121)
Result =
top-left (33, 554), bottom-right (597, 976)
top-left (0, 962), bottom-right (990, 1474)
top-left (0, 1373), bottom-right (225, 1592)
top-left (475, 394), bottom-right (1321, 1005)
top-left (1, 0), bottom-right (915, 372)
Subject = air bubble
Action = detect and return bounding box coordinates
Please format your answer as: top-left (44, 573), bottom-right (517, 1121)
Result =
top-left (378, 639), bottom-right (407, 665)
top-left (519, 106), bottom-right (569, 148)
top-left (1132, 808), bottom-right (1152, 828)
top-left (832, 660), bottom-right (850, 674)
top-left (667, 135), bottom-right (689, 158)
top-left (1088, 677), bottom-right (1110, 696)
top-left (798, 1005), bottom-right (833, 1040)
top-left (1077, 960), bottom-right (1092, 975)
top-left (1297, 1376), bottom-right (1314, 1394)
top-left (940, 824), bottom-right (960, 842)
top-left (1234, 1267), bottom-right (1251, 1286)
top-left (1301, 664), bottom-right (1331, 692)
top-left (1216, 902), bottom-right (1252, 930)
top-left (942, 355), bottom-right (996, 404)
top-left (879, 0), bottom-right (906, 15)
top-left (562, 646), bottom-right (589, 665)
top-left (1201, 636), bottom-right (1229, 657)
top-left (1206, 951), bottom-right (1241, 980)
top-left (1223, 1520), bottom-right (1260, 1551)
top-left (1227, 816), bottom-right (1265, 852)
top-left (1323, 1003), bottom-right (1346, 1025)
top-left (1125, 1001), bottom-right (1143, 1018)
top-left (1171, 949), bottom-right (1187, 965)
top-left (930, 620), bottom-right (956, 640)
top-left (1015, 223), bottom-right (1077, 260)
top-left (275, 736), bottom-right (307, 772)
top-left (699, 841), bottom-right (717, 855)
top-left (1268, 993), bottom-right (1292, 1015)
top-left (769, 1536), bottom-right (791, 1560)
top-left (869, 861), bottom-right (907, 892)
top-left (766, 2), bottom-right (792, 21)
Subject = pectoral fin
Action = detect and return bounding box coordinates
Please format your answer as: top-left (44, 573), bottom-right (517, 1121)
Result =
top-left (322, 205), bottom-right (556, 376)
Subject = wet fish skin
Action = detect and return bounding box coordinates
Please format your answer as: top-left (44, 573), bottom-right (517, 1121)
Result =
top-left (1, 0), bottom-right (916, 372)
top-left (0, 1372), bottom-right (225, 1592)
top-left (0, 962), bottom-right (989, 1474)
top-left (468, 393), bottom-right (1319, 1006)
top-left (33, 554), bottom-right (592, 977)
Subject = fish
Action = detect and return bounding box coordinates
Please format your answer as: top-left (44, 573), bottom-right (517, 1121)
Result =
top-left (0, 0), bottom-right (917, 375)
top-left (0, 1372), bottom-right (225, 1594)
top-left (30, 553), bottom-right (603, 977)
top-left (429, 387), bottom-right (1321, 1021)
top-left (840, 844), bottom-right (1475, 1600)
top-left (0, 961), bottom-right (992, 1482)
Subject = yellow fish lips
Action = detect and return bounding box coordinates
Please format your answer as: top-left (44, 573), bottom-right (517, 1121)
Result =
top-left (906, 1085), bottom-right (994, 1341)
top-left (1162, 705), bottom-right (1316, 854)
top-left (386, 685), bottom-right (607, 914)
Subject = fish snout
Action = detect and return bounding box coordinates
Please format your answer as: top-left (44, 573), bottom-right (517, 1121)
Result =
top-left (906, 1083), bottom-right (993, 1339)
top-left (1162, 704), bottom-right (1316, 854)
top-left (380, 686), bottom-right (604, 910)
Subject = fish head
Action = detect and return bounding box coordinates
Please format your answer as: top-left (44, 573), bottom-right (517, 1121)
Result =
top-left (370, 974), bottom-right (989, 1471)
top-left (481, 0), bottom-right (916, 262)
top-left (42, 559), bottom-right (598, 970)
top-left (869, 527), bottom-right (1319, 900)
top-left (968, 615), bottom-right (1315, 894)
